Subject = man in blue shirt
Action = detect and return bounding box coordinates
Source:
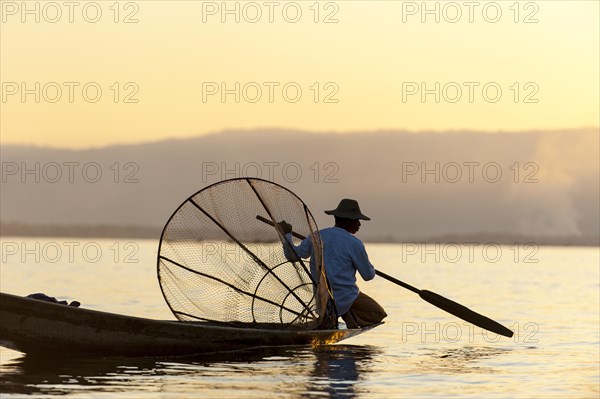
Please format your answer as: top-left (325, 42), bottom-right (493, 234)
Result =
top-left (280, 199), bottom-right (387, 329)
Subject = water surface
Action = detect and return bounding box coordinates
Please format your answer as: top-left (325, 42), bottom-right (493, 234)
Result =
top-left (1, 238), bottom-right (598, 398)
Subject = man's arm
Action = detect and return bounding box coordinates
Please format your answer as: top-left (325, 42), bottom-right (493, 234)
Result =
top-left (351, 241), bottom-right (376, 281)
top-left (283, 233), bottom-right (312, 260)
top-left (277, 221), bottom-right (312, 260)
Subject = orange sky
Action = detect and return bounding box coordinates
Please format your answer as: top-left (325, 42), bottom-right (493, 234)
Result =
top-left (1, 1), bottom-right (598, 148)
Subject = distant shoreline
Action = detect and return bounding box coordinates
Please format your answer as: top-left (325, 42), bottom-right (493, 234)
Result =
top-left (1, 223), bottom-right (597, 246)
top-left (0, 223), bottom-right (159, 240)
top-left (3, 129), bottom-right (598, 245)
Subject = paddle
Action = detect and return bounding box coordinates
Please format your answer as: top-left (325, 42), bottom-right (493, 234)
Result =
top-left (256, 214), bottom-right (514, 338)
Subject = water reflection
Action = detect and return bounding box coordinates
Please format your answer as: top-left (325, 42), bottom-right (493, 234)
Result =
top-left (1, 353), bottom-right (160, 395)
top-left (418, 346), bottom-right (511, 374)
top-left (1, 345), bottom-right (380, 398)
top-left (306, 345), bottom-right (380, 398)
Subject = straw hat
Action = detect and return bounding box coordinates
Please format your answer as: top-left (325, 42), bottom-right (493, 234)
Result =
top-left (324, 199), bottom-right (371, 220)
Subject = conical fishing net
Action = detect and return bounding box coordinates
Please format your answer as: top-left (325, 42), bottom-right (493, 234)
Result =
top-left (157, 178), bottom-right (333, 330)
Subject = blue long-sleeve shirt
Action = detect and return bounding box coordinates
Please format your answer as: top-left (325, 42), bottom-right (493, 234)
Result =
top-left (286, 227), bottom-right (376, 315)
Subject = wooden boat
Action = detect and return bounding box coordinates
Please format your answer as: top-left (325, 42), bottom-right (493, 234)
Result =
top-left (0, 292), bottom-right (380, 356)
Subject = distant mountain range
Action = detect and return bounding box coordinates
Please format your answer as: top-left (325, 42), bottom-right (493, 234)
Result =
top-left (1, 128), bottom-right (598, 245)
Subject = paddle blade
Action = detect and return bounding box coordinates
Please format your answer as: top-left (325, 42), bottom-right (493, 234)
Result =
top-left (419, 290), bottom-right (514, 338)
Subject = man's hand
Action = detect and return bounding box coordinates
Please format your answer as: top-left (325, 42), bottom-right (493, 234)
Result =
top-left (277, 220), bottom-right (293, 235)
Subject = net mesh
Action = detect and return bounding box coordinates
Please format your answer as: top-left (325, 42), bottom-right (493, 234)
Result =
top-left (157, 178), bottom-right (332, 330)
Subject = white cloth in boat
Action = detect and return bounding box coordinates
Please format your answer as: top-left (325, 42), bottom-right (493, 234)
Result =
top-left (285, 227), bottom-right (376, 316)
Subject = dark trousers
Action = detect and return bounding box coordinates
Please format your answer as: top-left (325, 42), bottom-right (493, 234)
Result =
top-left (341, 292), bottom-right (387, 329)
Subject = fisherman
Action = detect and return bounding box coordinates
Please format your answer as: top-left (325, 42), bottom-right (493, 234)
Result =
top-left (279, 199), bottom-right (387, 329)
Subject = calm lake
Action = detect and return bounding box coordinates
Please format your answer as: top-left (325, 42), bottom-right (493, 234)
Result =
top-left (1, 238), bottom-right (598, 398)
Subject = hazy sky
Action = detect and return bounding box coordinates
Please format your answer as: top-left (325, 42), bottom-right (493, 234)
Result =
top-left (1, 1), bottom-right (598, 148)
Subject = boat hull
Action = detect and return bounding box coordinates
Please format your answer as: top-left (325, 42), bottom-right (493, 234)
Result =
top-left (0, 293), bottom-right (378, 356)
